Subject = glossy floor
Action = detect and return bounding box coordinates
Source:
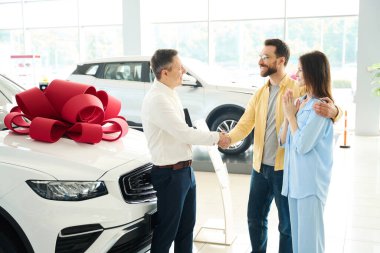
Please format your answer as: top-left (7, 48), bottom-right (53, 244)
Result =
top-left (169, 134), bottom-right (380, 253)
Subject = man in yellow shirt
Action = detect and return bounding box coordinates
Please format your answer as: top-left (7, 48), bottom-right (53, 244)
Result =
top-left (220, 39), bottom-right (340, 253)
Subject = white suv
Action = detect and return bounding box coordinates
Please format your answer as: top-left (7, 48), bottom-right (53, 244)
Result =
top-left (68, 56), bottom-right (257, 155)
top-left (0, 129), bottom-right (156, 253)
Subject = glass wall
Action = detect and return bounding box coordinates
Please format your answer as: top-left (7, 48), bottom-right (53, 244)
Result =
top-left (0, 0), bottom-right (122, 86)
top-left (0, 0), bottom-right (359, 91)
top-left (143, 0), bottom-right (359, 88)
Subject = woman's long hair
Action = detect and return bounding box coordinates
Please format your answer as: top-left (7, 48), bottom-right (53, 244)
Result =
top-left (299, 51), bottom-right (334, 102)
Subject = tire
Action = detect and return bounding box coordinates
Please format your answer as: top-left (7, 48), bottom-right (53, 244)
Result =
top-left (210, 113), bottom-right (253, 155)
top-left (0, 230), bottom-right (23, 253)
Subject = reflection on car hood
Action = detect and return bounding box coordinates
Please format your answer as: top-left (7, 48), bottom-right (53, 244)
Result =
top-left (214, 82), bottom-right (257, 94)
top-left (0, 129), bottom-right (150, 181)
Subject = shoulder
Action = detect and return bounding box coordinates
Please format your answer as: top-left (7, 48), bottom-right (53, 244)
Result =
top-left (143, 88), bottom-right (167, 107)
top-left (284, 77), bottom-right (298, 90)
top-left (255, 83), bottom-right (269, 97)
top-left (306, 99), bottom-right (330, 122)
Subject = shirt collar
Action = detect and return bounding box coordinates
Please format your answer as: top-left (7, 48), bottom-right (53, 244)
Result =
top-left (265, 74), bottom-right (290, 88)
top-left (299, 95), bottom-right (316, 110)
top-left (154, 79), bottom-right (175, 95)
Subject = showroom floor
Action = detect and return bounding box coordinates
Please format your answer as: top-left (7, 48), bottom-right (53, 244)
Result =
top-left (166, 133), bottom-right (380, 253)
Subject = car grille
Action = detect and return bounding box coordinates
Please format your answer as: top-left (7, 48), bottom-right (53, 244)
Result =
top-left (119, 163), bottom-right (156, 203)
top-left (107, 232), bottom-right (152, 253)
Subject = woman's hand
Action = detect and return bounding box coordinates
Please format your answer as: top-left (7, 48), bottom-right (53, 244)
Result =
top-left (282, 89), bottom-right (300, 134)
top-left (282, 89), bottom-right (299, 120)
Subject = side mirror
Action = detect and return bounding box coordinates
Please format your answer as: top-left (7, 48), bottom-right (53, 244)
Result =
top-left (182, 73), bottom-right (197, 86)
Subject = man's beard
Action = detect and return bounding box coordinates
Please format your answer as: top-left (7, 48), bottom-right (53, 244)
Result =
top-left (260, 65), bottom-right (277, 77)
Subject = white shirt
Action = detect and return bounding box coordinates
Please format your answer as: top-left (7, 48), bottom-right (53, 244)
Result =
top-left (141, 80), bottom-right (220, 166)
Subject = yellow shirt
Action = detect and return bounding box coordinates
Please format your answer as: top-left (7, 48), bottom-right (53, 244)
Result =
top-left (228, 75), bottom-right (300, 171)
top-left (229, 76), bottom-right (342, 172)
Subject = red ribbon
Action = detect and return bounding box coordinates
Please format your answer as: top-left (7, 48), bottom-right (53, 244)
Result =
top-left (4, 79), bottom-right (128, 144)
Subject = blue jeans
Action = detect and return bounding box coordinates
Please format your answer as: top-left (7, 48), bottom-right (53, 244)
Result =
top-left (150, 166), bottom-right (196, 253)
top-left (247, 164), bottom-right (292, 253)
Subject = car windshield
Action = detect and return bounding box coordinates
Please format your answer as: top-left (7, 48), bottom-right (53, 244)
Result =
top-left (183, 58), bottom-right (238, 84)
top-left (0, 75), bottom-right (24, 102)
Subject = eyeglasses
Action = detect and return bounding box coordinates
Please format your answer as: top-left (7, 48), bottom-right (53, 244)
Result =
top-left (258, 55), bottom-right (271, 62)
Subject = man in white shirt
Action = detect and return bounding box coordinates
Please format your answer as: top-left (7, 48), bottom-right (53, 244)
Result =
top-left (142, 49), bottom-right (227, 253)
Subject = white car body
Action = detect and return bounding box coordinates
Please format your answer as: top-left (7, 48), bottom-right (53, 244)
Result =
top-left (0, 129), bottom-right (156, 253)
top-left (68, 56), bottom-right (257, 155)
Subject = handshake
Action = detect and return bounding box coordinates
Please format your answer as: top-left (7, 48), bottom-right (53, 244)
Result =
top-left (218, 132), bottom-right (231, 149)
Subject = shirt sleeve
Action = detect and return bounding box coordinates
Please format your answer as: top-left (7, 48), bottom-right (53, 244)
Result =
top-left (292, 110), bottom-right (330, 155)
top-left (228, 93), bottom-right (256, 144)
top-left (148, 94), bottom-right (220, 145)
top-left (333, 104), bottom-right (343, 123)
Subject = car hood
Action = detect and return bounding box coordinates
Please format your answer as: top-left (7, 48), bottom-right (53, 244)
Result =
top-left (0, 129), bottom-right (150, 181)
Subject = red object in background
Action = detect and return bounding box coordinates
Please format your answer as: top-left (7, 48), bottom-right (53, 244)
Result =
top-left (10, 54), bottom-right (41, 89)
top-left (4, 79), bottom-right (128, 144)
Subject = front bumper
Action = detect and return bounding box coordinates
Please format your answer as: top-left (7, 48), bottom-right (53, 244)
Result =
top-left (1, 172), bottom-right (156, 253)
top-left (56, 209), bottom-right (156, 253)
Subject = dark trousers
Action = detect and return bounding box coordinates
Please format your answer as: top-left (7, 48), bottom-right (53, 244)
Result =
top-left (150, 166), bottom-right (196, 253)
top-left (247, 164), bottom-right (292, 253)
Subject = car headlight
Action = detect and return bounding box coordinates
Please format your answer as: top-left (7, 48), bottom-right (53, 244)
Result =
top-left (26, 180), bottom-right (108, 201)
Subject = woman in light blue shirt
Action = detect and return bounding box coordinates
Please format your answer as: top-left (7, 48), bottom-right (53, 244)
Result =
top-left (279, 51), bottom-right (334, 253)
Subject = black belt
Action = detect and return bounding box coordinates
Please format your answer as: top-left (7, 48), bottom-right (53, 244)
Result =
top-left (156, 160), bottom-right (192, 170)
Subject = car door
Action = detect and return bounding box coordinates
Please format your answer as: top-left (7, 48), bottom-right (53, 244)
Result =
top-left (94, 62), bottom-right (147, 125)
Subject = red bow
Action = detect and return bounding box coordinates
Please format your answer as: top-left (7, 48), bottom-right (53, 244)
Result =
top-left (4, 79), bottom-right (128, 144)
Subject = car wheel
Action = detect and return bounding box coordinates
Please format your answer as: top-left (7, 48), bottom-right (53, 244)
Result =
top-left (210, 113), bottom-right (253, 155)
top-left (0, 230), bottom-right (23, 253)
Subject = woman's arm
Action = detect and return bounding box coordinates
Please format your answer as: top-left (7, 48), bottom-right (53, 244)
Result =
top-left (279, 118), bottom-right (289, 146)
top-left (287, 113), bottom-right (298, 134)
top-left (282, 89), bottom-right (300, 135)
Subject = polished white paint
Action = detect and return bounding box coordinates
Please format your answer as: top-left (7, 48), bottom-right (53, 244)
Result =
top-left (0, 129), bottom-right (156, 253)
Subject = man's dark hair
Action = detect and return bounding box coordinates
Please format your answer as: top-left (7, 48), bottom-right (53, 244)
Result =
top-left (264, 39), bottom-right (290, 66)
top-left (150, 49), bottom-right (178, 80)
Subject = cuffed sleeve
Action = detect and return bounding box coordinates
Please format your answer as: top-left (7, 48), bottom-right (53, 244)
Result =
top-left (333, 104), bottom-right (343, 123)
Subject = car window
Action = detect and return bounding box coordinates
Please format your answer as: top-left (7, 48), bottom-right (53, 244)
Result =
top-left (149, 68), bottom-right (155, 82)
top-left (0, 92), bottom-right (7, 106)
top-left (103, 62), bottom-right (143, 82)
top-left (0, 75), bottom-right (24, 103)
top-left (85, 65), bottom-right (99, 75)
top-left (72, 64), bottom-right (99, 76)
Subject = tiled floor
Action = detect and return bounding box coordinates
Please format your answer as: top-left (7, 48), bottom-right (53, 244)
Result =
top-left (169, 133), bottom-right (380, 252)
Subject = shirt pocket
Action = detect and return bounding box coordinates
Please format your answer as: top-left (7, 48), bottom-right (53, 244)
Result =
top-left (296, 108), bottom-right (312, 129)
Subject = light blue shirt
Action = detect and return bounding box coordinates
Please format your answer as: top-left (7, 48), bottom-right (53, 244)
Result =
top-left (281, 97), bottom-right (333, 204)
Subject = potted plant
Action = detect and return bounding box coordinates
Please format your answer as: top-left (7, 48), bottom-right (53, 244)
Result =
top-left (368, 63), bottom-right (380, 96)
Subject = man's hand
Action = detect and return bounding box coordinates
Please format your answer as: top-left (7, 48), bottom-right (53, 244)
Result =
top-left (218, 132), bottom-right (231, 149)
top-left (313, 97), bottom-right (338, 119)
